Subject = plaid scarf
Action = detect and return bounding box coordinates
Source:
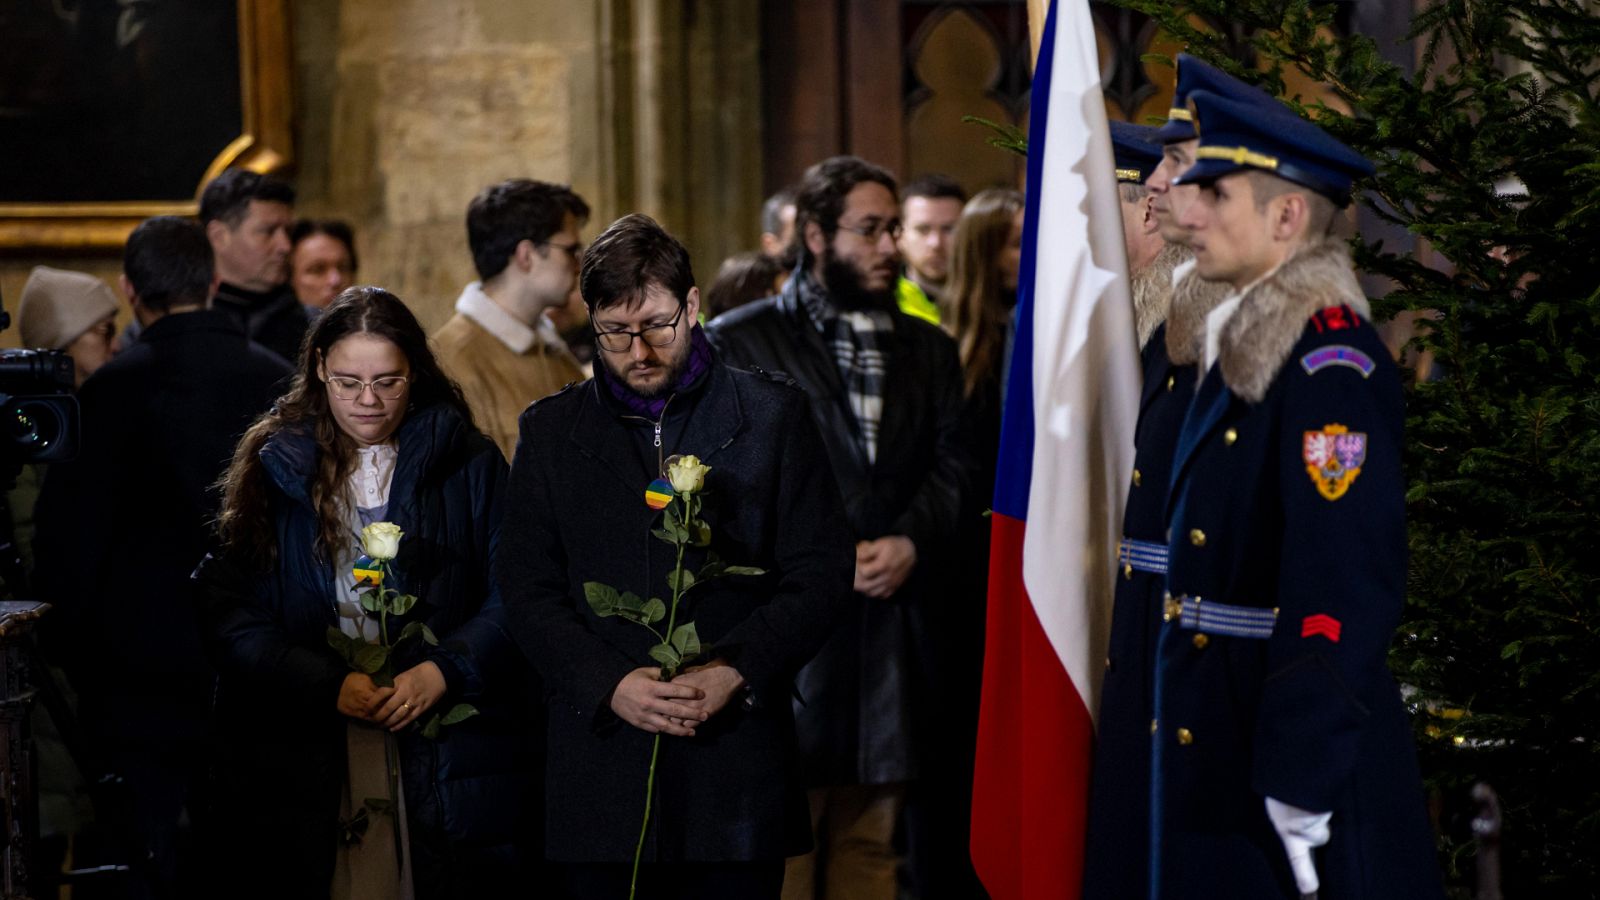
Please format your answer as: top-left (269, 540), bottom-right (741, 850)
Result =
top-left (792, 269), bottom-right (892, 463)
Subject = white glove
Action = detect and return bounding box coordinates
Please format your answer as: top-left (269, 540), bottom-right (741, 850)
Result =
top-left (1265, 796), bottom-right (1332, 896)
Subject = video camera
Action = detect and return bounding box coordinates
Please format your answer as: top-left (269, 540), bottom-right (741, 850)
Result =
top-left (0, 285), bottom-right (79, 470)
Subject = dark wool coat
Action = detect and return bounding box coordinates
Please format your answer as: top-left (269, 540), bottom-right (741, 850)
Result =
top-left (34, 309), bottom-right (290, 741)
top-left (1152, 243), bottom-right (1442, 899)
top-left (705, 284), bottom-right (973, 786)
top-left (1082, 322), bottom-right (1197, 900)
top-left (213, 280), bottom-right (311, 366)
top-left (197, 403), bottom-right (539, 899)
top-left (498, 360), bottom-right (854, 864)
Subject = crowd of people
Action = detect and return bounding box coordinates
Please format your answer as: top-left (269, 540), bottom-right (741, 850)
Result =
top-left (6, 51), bottom-right (1442, 900)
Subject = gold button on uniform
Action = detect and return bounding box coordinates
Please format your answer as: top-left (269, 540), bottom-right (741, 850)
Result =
top-left (1176, 727), bottom-right (1194, 745)
top-left (1150, 719), bottom-right (1159, 735)
top-left (1166, 375), bottom-right (1176, 391)
top-left (1192, 633), bottom-right (1209, 649)
top-left (1224, 428), bottom-right (1238, 446)
top-left (1163, 596), bottom-right (1182, 621)
top-left (1132, 468), bottom-right (1142, 487)
top-left (1189, 529), bottom-right (1207, 547)
top-left (1124, 563), bottom-right (1134, 580)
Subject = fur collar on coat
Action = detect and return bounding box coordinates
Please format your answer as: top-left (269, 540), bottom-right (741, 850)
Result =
top-left (1215, 239), bottom-right (1370, 404)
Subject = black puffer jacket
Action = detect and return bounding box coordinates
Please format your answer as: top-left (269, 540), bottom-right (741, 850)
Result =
top-left (198, 403), bottom-right (538, 899)
top-left (706, 282), bottom-right (974, 786)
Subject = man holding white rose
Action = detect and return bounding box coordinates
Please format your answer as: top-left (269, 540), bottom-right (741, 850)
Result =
top-left (498, 214), bottom-right (854, 899)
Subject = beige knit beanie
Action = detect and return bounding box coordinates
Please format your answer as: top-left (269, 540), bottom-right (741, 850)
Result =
top-left (17, 266), bottom-right (120, 350)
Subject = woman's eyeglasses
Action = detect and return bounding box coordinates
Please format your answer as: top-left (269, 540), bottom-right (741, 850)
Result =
top-left (325, 376), bottom-right (409, 401)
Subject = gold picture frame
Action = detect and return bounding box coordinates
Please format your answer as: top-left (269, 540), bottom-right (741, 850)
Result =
top-left (0, 0), bottom-right (293, 251)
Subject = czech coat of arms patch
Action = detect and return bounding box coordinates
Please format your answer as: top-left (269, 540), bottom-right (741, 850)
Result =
top-left (1303, 424), bottom-right (1367, 501)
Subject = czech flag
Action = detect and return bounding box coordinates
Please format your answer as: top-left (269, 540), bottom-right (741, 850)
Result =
top-left (969, 1), bottom-right (1142, 897)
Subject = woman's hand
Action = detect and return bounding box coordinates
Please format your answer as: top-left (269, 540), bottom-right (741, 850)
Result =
top-left (372, 661), bottom-right (448, 732)
top-left (337, 672), bottom-right (394, 719)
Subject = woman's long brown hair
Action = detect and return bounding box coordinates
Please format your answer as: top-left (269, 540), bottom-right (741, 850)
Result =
top-left (216, 285), bottom-right (475, 571)
top-left (944, 188), bottom-right (1025, 398)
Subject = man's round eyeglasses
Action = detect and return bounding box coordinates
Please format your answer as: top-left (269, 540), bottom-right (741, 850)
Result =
top-left (836, 218), bottom-right (903, 242)
top-left (325, 376), bottom-right (410, 401)
top-left (593, 303), bottom-right (686, 353)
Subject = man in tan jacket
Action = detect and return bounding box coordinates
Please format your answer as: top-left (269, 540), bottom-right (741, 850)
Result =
top-left (434, 179), bottom-right (591, 459)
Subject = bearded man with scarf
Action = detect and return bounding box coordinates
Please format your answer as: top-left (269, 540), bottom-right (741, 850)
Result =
top-left (707, 156), bottom-right (973, 900)
top-left (499, 214), bottom-right (854, 899)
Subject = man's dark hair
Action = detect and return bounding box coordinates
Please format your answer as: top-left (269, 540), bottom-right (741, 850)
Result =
top-left (902, 173), bottom-right (967, 205)
top-left (198, 169), bottom-right (296, 228)
top-left (124, 216), bottom-right (214, 314)
top-left (466, 179), bottom-right (591, 281)
top-left (290, 219), bottom-right (361, 272)
top-left (579, 214), bottom-right (695, 313)
top-left (704, 251), bottom-right (782, 319)
top-left (794, 156), bottom-right (898, 266)
top-left (760, 186), bottom-right (796, 237)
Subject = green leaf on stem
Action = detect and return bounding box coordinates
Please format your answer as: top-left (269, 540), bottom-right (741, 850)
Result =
top-left (722, 565), bottom-right (765, 576)
top-left (391, 592), bottom-right (418, 615)
top-left (584, 582), bottom-right (622, 616)
top-left (326, 627), bottom-right (356, 664)
top-left (698, 554), bottom-right (726, 580)
top-left (648, 643), bottom-right (681, 671)
top-left (642, 597), bottom-right (667, 625)
top-left (399, 621), bottom-right (426, 645)
top-left (420, 713), bottom-right (441, 740)
top-left (690, 520), bottom-right (712, 547)
top-left (354, 642), bottom-right (389, 675)
top-left (670, 622), bottom-right (701, 663)
top-left (618, 591), bottom-right (645, 612)
top-left (419, 623), bottom-right (439, 645)
top-left (359, 589), bottom-right (384, 614)
top-left (440, 703), bottom-right (479, 726)
top-left (667, 568), bottom-right (696, 593)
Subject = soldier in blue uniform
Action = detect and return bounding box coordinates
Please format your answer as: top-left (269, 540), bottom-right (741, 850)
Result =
top-left (1082, 66), bottom-right (1255, 900)
top-left (1082, 120), bottom-right (1184, 900)
top-left (1148, 55), bottom-right (1290, 380)
top-left (1150, 89), bottom-right (1443, 899)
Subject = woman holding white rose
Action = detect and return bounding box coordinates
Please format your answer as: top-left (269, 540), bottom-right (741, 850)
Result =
top-left (200, 286), bottom-right (538, 899)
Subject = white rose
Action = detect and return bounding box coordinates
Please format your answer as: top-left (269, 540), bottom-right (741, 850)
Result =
top-left (667, 455), bottom-right (711, 495)
top-left (361, 521), bottom-right (404, 561)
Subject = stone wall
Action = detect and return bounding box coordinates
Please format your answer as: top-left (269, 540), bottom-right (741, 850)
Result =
top-left (0, 0), bottom-right (764, 346)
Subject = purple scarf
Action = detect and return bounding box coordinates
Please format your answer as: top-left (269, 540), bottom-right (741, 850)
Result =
top-left (601, 323), bottom-right (714, 419)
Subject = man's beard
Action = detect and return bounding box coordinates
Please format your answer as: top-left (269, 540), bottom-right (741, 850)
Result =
top-left (820, 249), bottom-right (895, 312)
top-left (603, 342), bottom-right (692, 400)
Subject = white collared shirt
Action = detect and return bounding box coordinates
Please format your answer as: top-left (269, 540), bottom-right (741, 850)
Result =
top-left (351, 442), bottom-right (398, 509)
top-left (455, 281), bottom-right (567, 356)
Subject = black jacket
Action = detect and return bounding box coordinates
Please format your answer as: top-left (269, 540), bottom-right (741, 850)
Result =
top-left (498, 360), bottom-right (853, 863)
top-left (1083, 323), bottom-right (1196, 900)
top-left (706, 284), bottom-right (973, 785)
top-left (197, 403), bottom-right (538, 898)
top-left (213, 280), bottom-right (310, 366)
top-left (34, 309), bottom-right (290, 741)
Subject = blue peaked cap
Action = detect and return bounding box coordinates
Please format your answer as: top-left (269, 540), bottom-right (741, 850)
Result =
top-left (1110, 121), bottom-right (1162, 183)
top-left (1174, 89), bottom-right (1376, 205)
top-left (1156, 53), bottom-right (1286, 144)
